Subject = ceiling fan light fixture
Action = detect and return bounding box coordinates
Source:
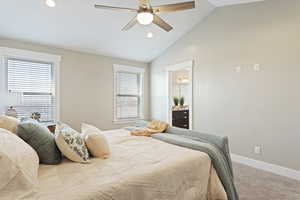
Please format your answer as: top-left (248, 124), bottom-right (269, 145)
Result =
top-left (46, 0), bottom-right (56, 7)
top-left (94, 0), bottom-right (196, 31)
top-left (137, 12), bottom-right (154, 25)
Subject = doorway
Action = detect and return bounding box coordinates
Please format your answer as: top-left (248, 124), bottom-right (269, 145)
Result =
top-left (166, 60), bottom-right (193, 129)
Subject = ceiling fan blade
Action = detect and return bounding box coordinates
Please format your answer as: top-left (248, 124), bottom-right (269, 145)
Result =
top-left (152, 1), bottom-right (195, 13)
top-left (139, 0), bottom-right (151, 9)
top-left (122, 16), bottom-right (138, 31)
top-left (153, 15), bottom-right (173, 32)
top-left (94, 4), bottom-right (137, 12)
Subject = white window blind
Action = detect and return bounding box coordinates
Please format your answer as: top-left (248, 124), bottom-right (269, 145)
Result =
top-left (115, 71), bottom-right (143, 121)
top-left (7, 58), bottom-right (56, 122)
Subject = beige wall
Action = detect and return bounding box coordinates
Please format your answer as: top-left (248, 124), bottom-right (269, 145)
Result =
top-left (0, 38), bottom-right (149, 131)
top-left (150, 0), bottom-right (300, 170)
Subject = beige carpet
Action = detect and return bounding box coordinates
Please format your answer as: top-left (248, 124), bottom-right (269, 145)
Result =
top-left (233, 163), bottom-right (300, 200)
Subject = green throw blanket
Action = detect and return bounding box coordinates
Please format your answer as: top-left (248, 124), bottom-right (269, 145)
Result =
top-left (152, 133), bottom-right (239, 200)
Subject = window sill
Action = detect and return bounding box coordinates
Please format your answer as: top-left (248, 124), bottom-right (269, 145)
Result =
top-left (113, 119), bottom-right (142, 125)
top-left (40, 121), bottom-right (56, 126)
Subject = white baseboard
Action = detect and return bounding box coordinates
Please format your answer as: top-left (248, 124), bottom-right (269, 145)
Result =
top-left (231, 154), bottom-right (300, 181)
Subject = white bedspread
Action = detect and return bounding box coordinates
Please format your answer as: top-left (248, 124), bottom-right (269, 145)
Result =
top-left (37, 129), bottom-right (227, 200)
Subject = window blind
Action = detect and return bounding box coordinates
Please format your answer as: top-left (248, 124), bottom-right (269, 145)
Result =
top-left (115, 72), bottom-right (141, 120)
top-left (7, 58), bottom-right (56, 122)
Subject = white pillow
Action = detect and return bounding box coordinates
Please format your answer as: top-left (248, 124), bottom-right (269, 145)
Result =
top-left (0, 115), bottom-right (20, 134)
top-left (55, 122), bottom-right (90, 163)
top-left (0, 128), bottom-right (39, 200)
top-left (81, 123), bottom-right (110, 159)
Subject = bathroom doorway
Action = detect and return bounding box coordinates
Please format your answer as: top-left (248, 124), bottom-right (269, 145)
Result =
top-left (166, 61), bottom-right (193, 129)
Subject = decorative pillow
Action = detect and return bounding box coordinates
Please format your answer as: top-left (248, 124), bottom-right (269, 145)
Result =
top-left (81, 123), bottom-right (110, 159)
top-left (0, 128), bottom-right (39, 200)
top-left (81, 123), bottom-right (102, 138)
top-left (17, 120), bottom-right (62, 165)
top-left (55, 122), bottom-right (90, 163)
top-left (0, 115), bottom-right (20, 134)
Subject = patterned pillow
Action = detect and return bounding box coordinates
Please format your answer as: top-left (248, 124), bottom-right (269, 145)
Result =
top-left (55, 122), bottom-right (90, 163)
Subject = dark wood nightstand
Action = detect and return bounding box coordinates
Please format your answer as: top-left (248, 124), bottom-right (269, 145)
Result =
top-left (172, 110), bottom-right (189, 129)
top-left (40, 122), bottom-right (56, 133)
top-left (46, 124), bottom-right (56, 133)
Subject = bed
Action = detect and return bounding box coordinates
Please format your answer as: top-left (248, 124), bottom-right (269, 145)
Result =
top-left (37, 129), bottom-right (227, 200)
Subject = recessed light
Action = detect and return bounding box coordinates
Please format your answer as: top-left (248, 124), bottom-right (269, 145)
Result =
top-left (147, 32), bottom-right (153, 38)
top-left (46, 0), bottom-right (56, 7)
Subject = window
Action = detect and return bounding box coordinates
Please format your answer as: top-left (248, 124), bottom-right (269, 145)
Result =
top-left (7, 58), bottom-right (56, 122)
top-left (114, 65), bottom-right (145, 123)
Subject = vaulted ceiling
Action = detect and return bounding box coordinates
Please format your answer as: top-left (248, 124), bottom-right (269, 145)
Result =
top-left (209, 0), bottom-right (263, 7)
top-left (0, 0), bottom-right (264, 62)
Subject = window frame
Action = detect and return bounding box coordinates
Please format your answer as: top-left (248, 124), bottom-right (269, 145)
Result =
top-left (113, 64), bottom-right (145, 124)
top-left (0, 47), bottom-right (61, 122)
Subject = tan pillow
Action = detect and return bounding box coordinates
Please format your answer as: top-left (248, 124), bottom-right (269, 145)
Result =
top-left (81, 123), bottom-right (110, 159)
top-left (0, 115), bottom-right (20, 134)
top-left (55, 122), bottom-right (90, 163)
top-left (0, 128), bottom-right (39, 200)
top-left (81, 123), bottom-right (102, 138)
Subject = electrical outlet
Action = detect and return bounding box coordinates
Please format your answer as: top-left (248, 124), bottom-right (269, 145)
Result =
top-left (254, 146), bottom-right (262, 155)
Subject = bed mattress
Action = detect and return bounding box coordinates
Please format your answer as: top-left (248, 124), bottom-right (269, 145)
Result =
top-left (37, 129), bottom-right (227, 200)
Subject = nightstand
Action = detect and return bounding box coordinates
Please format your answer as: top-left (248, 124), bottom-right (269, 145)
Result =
top-left (40, 122), bottom-right (56, 133)
top-left (172, 109), bottom-right (189, 129)
top-left (47, 124), bottom-right (56, 133)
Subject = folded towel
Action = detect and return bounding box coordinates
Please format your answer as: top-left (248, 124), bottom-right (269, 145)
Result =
top-left (131, 120), bottom-right (169, 137)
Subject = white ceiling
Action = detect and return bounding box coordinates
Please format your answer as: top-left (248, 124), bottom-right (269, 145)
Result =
top-left (208, 0), bottom-right (264, 7)
top-left (0, 0), bottom-right (263, 62)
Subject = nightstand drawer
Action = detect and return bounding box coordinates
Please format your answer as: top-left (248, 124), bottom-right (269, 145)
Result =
top-left (172, 118), bottom-right (188, 124)
top-left (173, 122), bottom-right (189, 129)
top-left (173, 110), bottom-right (189, 120)
top-left (173, 115), bottom-right (189, 121)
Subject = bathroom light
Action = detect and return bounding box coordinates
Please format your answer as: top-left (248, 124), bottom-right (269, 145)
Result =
top-left (176, 77), bottom-right (189, 84)
top-left (137, 12), bottom-right (154, 25)
top-left (46, 0), bottom-right (56, 7)
top-left (147, 32), bottom-right (153, 38)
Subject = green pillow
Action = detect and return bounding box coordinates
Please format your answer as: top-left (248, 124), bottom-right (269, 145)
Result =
top-left (17, 121), bottom-right (62, 165)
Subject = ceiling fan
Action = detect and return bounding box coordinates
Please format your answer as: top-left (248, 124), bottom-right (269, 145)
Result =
top-left (94, 0), bottom-right (196, 32)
